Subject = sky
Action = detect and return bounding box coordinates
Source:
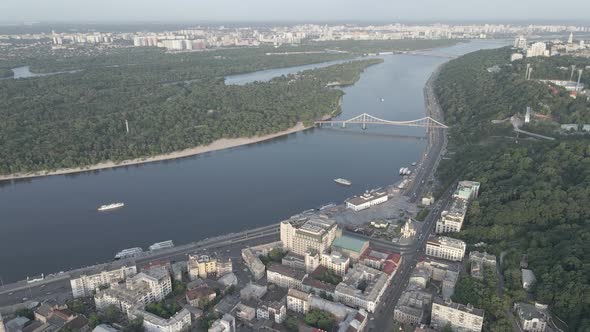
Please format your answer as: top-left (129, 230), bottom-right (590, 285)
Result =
top-left (1, 0), bottom-right (590, 23)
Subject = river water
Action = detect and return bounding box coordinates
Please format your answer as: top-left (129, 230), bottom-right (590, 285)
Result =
top-left (0, 40), bottom-right (507, 282)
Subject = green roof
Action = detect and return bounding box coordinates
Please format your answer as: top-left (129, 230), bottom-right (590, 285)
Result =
top-left (332, 235), bottom-right (368, 253)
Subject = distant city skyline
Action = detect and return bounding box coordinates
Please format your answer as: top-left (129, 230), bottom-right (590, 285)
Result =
top-left (1, 0), bottom-right (590, 24)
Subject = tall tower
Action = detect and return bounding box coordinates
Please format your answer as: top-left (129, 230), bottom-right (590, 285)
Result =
top-left (525, 107), bottom-right (531, 124)
top-left (568, 32), bottom-right (574, 44)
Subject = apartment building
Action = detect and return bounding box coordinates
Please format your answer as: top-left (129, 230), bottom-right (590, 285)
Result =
top-left (286, 289), bottom-right (311, 314)
top-left (138, 308), bottom-right (191, 332)
top-left (188, 255), bottom-right (232, 280)
top-left (266, 264), bottom-right (307, 290)
top-left (334, 264), bottom-right (390, 313)
top-left (70, 264), bottom-right (137, 298)
top-left (431, 297), bottom-right (484, 332)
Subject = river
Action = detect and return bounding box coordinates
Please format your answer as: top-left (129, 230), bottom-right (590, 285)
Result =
top-left (0, 40), bottom-right (507, 282)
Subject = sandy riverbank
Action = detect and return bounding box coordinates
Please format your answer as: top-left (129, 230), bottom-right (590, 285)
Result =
top-left (0, 122), bottom-right (311, 181)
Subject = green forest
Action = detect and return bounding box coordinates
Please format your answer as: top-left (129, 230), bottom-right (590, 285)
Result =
top-left (0, 46), bottom-right (381, 175)
top-left (435, 47), bottom-right (590, 330)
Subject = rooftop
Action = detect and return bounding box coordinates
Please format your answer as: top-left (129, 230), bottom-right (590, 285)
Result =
top-left (332, 235), bottom-right (369, 254)
top-left (138, 308), bottom-right (190, 327)
top-left (433, 297), bottom-right (484, 317)
top-left (514, 302), bottom-right (547, 321)
top-left (267, 263), bottom-right (307, 281)
top-left (345, 189), bottom-right (388, 206)
top-left (336, 265), bottom-right (389, 303)
top-left (427, 236), bottom-right (466, 250)
top-left (288, 288), bottom-right (310, 302)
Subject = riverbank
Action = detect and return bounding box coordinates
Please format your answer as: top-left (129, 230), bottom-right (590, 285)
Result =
top-left (0, 122), bottom-right (313, 181)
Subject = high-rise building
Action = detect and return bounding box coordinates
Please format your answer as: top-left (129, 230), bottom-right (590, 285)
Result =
top-left (280, 214), bottom-right (338, 256)
top-left (568, 32), bottom-right (574, 44)
top-left (431, 297), bottom-right (484, 332)
top-left (514, 36), bottom-right (527, 49)
top-left (526, 42), bottom-right (549, 58)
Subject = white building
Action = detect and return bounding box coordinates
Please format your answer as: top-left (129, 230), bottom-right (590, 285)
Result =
top-left (436, 181), bottom-right (480, 234)
top-left (126, 267), bottom-right (172, 303)
top-left (426, 236), bottom-right (466, 262)
top-left (266, 264), bottom-right (307, 290)
top-left (514, 303), bottom-right (548, 332)
top-left (70, 264), bottom-right (137, 298)
top-left (431, 298), bottom-right (484, 332)
top-left (208, 314), bottom-right (235, 332)
top-left (280, 214), bottom-right (338, 256)
top-left (527, 42), bottom-right (549, 57)
top-left (70, 265), bottom-right (137, 298)
top-left (287, 289), bottom-right (311, 314)
top-left (95, 267), bottom-right (172, 318)
top-left (334, 264), bottom-right (391, 313)
top-left (345, 189), bottom-right (388, 211)
top-left (511, 53), bottom-right (524, 62)
top-left (514, 36), bottom-right (527, 49)
top-left (138, 308), bottom-right (191, 332)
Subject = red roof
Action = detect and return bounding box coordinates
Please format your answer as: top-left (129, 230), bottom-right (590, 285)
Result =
top-left (360, 247), bottom-right (401, 275)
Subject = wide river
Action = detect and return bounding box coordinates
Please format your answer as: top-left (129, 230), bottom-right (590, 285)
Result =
top-left (0, 40), bottom-right (506, 282)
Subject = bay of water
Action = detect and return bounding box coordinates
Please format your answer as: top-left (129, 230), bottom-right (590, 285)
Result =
top-left (0, 40), bottom-right (507, 282)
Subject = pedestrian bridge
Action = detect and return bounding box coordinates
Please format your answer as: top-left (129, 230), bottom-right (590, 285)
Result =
top-left (315, 113), bottom-right (449, 129)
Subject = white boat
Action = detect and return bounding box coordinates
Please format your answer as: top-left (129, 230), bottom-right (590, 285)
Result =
top-left (334, 178), bottom-right (352, 186)
top-left (114, 247), bottom-right (143, 260)
top-left (149, 240), bottom-right (175, 251)
top-left (380, 98), bottom-right (385, 102)
top-left (411, 162), bottom-right (417, 166)
top-left (98, 202), bottom-right (124, 211)
top-left (399, 167), bottom-right (412, 176)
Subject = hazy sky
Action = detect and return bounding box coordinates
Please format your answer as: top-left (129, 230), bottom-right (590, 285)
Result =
top-left (1, 0), bottom-right (590, 23)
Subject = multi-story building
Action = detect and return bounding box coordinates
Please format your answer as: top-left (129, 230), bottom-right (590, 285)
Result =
top-left (95, 285), bottom-right (152, 317)
top-left (208, 314), bottom-right (235, 332)
top-left (425, 236), bottom-right (466, 262)
top-left (431, 297), bottom-right (484, 332)
top-left (345, 189), bottom-right (388, 211)
top-left (334, 264), bottom-right (390, 313)
top-left (305, 251), bottom-right (351, 276)
top-left (266, 264), bottom-right (307, 290)
top-left (280, 214), bottom-right (338, 256)
top-left (527, 42), bottom-right (549, 57)
top-left (95, 267), bottom-right (172, 318)
top-left (514, 303), bottom-right (549, 332)
top-left (514, 36), bottom-right (528, 49)
top-left (188, 255), bottom-right (232, 280)
top-left (436, 198), bottom-right (468, 233)
top-left (418, 258), bottom-right (460, 300)
top-left (256, 293), bottom-right (287, 324)
top-left (70, 264), bottom-right (137, 298)
top-left (394, 287), bottom-right (432, 326)
top-left (137, 308), bottom-right (191, 332)
top-left (126, 267), bottom-right (172, 303)
top-left (360, 247), bottom-right (402, 276)
top-left (286, 289), bottom-right (311, 314)
top-left (436, 181), bottom-right (480, 234)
